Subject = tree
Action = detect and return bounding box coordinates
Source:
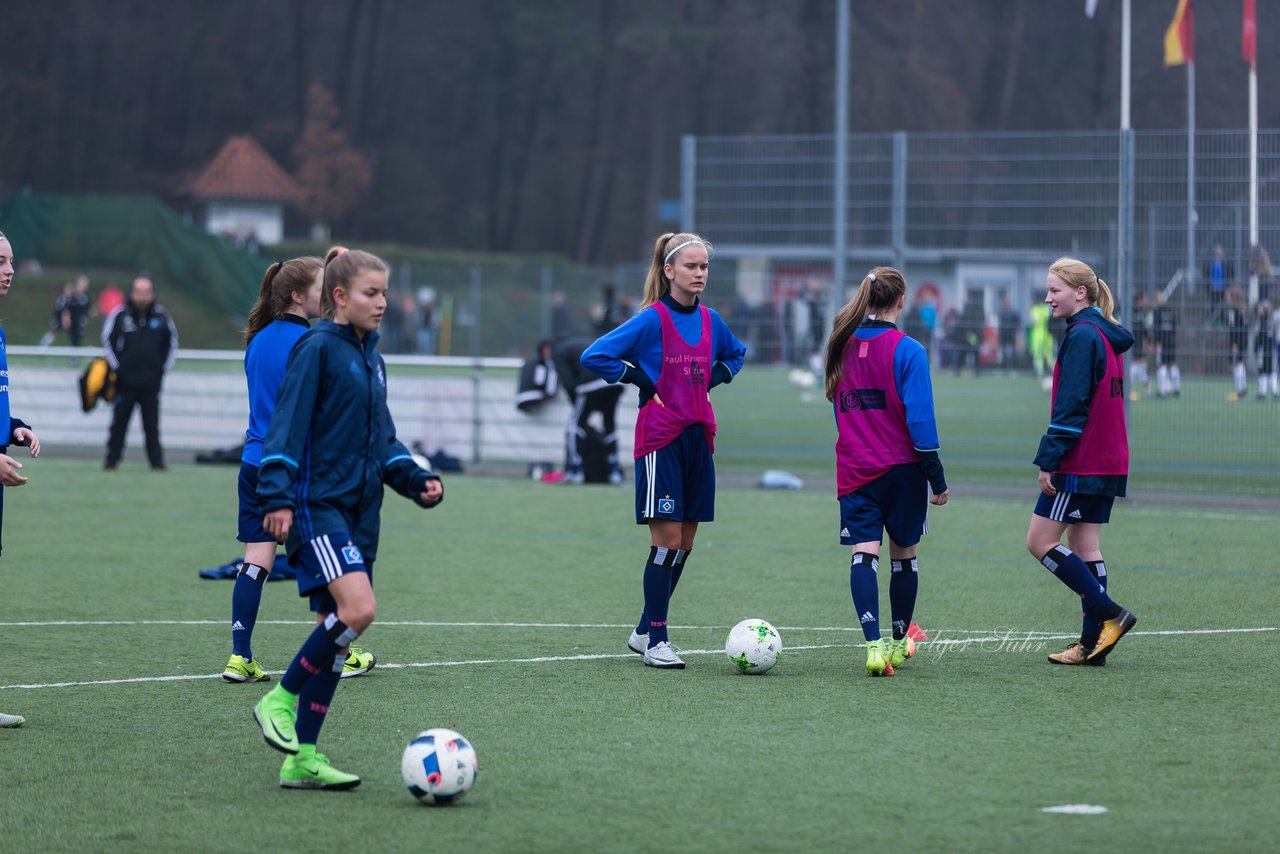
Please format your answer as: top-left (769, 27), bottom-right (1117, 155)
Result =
top-left (292, 83), bottom-right (371, 240)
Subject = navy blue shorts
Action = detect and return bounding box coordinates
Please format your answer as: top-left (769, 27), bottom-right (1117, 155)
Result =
top-left (1034, 491), bottom-right (1115, 524)
top-left (838, 464), bottom-right (929, 547)
top-left (237, 462), bottom-right (274, 543)
top-left (634, 425), bottom-right (715, 524)
top-left (292, 531), bottom-right (374, 613)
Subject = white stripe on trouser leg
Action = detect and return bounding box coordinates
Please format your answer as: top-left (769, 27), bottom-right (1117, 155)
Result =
top-left (645, 452), bottom-right (657, 517)
top-left (323, 535), bottom-right (347, 581)
top-left (309, 536), bottom-right (337, 582)
top-left (1053, 491), bottom-right (1072, 522)
top-left (314, 534), bottom-right (343, 582)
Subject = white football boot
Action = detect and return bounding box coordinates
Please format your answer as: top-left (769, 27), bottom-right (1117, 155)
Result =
top-left (627, 630), bottom-right (648, 655)
top-left (643, 641), bottom-right (685, 669)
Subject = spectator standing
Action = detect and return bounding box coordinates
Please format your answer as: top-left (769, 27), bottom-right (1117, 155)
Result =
top-left (1226, 286), bottom-right (1249, 400)
top-left (66, 274), bottom-right (92, 348)
top-left (97, 280), bottom-right (125, 318)
top-left (1128, 291), bottom-right (1153, 399)
top-left (549, 290), bottom-right (577, 342)
top-left (1205, 244), bottom-right (1231, 326)
top-left (102, 275), bottom-right (178, 470)
top-left (1028, 301), bottom-right (1053, 380)
top-left (417, 287), bottom-right (438, 356)
top-left (380, 290), bottom-right (404, 354)
top-left (1153, 290), bottom-right (1180, 398)
top-left (1255, 301), bottom-right (1277, 400)
top-left (1250, 244), bottom-right (1274, 304)
top-left (38, 282), bottom-right (73, 347)
top-left (999, 298), bottom-right (1020, 371)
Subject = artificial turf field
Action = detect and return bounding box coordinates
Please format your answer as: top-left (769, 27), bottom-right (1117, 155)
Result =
top-left (0, 458), bottom-right (1275, 852)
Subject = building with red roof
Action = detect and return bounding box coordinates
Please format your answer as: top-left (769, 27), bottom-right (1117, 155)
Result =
top-left (188, 135), bottom-right (304, 247)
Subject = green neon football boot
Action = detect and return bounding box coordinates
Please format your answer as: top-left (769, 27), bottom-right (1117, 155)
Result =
top-left (279, 746), bottom-right (361, 790)
top-left (340, 645), bottom-right (376, 679)
top-left (253, 686), bottom-right (299, 755)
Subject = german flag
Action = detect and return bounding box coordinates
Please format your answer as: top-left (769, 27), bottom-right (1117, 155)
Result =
top-left (1164, 0), bottom-right (1195, 66)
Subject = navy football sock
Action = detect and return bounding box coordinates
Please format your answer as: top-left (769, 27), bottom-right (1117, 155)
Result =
top-left (889, 557), bottom-right (919, 640)
top-left (1080, 560), bottom-right (1109, 648)
top-left (643, 547), bottom-right (677, 647)
top-left (295, 667), bottom-right (342, 746)
top-left (850, 552), bottom-right (881, 642)
top-left (280, 613), bottom-right (360, 695)
top-left (670, 548), bottom-right (689, 599)
top-left (1040, 546), bottom-right (1120, 621)
top-left (230, 563), bottom-right (269, 659)
top-left (637, 548), bottom-right (689, 636)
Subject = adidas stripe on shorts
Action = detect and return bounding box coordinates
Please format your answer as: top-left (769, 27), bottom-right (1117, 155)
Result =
top-left (1033, 490), bottom-right (1115, 524)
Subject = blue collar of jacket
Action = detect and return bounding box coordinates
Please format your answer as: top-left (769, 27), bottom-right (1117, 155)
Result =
top-left (660, 294), bottom-right (700, 314)
top-left (314, 318), bottom-right (381, 352)
top-left (274, 313), bottom-right (310, 329)
top-left (1066, 306), bottom-right (1102, 327)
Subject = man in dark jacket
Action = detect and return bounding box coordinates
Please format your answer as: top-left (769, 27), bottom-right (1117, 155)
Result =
top-left (102, 274), bottom-right (178, 470)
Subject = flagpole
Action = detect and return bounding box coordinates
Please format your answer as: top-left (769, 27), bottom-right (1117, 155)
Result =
top-left (1121, 0), bottom-right (1131, 131)
top-left (1249, 60), bottom-right (1259, 305)
top-left (1118, 0), bottom-right (1132, 332)
top-left (831, 0), bottom-right (849, 333)
top-left (1186, 60), bottom-right (1196, 298)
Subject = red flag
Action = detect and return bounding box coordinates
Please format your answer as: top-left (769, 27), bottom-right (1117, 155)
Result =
top-left (1243, 0), bottom-right (1257, 64)
top-left (1164, 0), bottom-right (1195, 66)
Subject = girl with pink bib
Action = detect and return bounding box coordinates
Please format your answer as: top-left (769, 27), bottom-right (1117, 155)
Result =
top-left (824, 267), bottom-right (948, 677)
top-left (1027, 257), bottom-right (1138, 666)
top-left (581, 233), bottom-right (745, 669)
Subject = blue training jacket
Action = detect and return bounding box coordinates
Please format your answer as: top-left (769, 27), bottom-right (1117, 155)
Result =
top-left (257, 320), bottom-right (440, 562)
top-left (242, 314), bottom-right (309, 467)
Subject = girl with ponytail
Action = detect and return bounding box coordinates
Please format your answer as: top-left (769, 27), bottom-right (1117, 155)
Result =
top-left (253, 246), bottom-right (443, 790)
top-left (223, 257), bottom-right (325, 685)
top-left (1028, 257), bottom-right (1138, 666)
top-left (823, 267), bottom-right (948, 677)
top-left (581, 232), bottom-right (746, 670)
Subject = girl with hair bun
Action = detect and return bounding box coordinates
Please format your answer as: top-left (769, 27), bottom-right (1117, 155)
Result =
top-left (1027, 257), bottom-right (1138, 666)
top-left (824, 266), bottom-right (948, 677)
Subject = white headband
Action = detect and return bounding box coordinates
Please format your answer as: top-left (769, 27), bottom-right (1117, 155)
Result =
top-left (867, 273), bottom-right (876, 282)
top-left (664, 239), bottom-right (704, 264)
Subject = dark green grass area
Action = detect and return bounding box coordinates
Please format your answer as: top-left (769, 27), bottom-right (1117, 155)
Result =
top-left (1, 460), bottom-right (1275, 852)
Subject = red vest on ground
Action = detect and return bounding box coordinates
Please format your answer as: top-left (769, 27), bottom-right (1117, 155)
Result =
top-left (1053, 322), bottom-right (1129, 476)
top-left (633, 302), bottom-right (718, 458)
top-left (834, 329), bottom-right (919, 495)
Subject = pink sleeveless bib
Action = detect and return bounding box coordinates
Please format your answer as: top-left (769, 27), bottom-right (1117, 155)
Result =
top-left (633, 302), bottom-right (717, 458)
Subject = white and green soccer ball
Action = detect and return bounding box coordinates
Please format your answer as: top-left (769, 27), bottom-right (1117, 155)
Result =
top-left (725, 618), bottom-right (781, 674)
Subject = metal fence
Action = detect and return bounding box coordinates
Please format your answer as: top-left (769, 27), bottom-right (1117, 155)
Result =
top-left (10, 347), bottom-right (614, 469)
top-left (681, 129), bottom-right (1280, 494)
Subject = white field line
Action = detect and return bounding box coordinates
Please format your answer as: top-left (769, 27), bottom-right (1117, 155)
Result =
top-left (3, 618), bottom-right (1278, 636)
top-left (1, 626), bottom-right (1276, 691)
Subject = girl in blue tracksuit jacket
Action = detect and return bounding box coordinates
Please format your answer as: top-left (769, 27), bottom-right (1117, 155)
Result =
top-left (221, 256), bottom-right (322, 685)
top-left (251, 247), bottom-right (443, 791)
